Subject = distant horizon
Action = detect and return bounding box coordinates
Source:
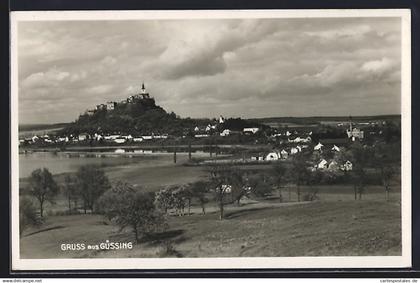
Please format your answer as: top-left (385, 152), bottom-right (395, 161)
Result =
top-left (18, 113), bottom-right (402, 126)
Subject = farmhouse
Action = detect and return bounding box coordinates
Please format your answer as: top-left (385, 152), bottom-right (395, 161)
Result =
top-left (332, 145), bottom-right (340, 152)
top-left (265, 152), bottom-right (280, 161)
top-left (78, 133), bottom-right (88, 141)
top-left (340, 160), bottom-right (353, 171)
top-left (243, 128), bottom-right (259, 134)
top-left (314, 142), bottom-right (324, 151)
top-left (220, 129), bottom-right (231, 137)
top-left (290, 147), bottom-right (299, 155)
top-left (317, 159), bottom-right (328, 169)
top-left (280, 149), bottom-right (289, 159)
top-left (114, 138), bottom-right (126, 144)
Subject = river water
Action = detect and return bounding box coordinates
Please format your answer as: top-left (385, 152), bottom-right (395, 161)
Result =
top-left (19, 150), bottom-right (210, 178)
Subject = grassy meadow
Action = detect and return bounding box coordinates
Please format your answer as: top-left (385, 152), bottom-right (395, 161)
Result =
top-left (20, 193), bottom-right (401, 258)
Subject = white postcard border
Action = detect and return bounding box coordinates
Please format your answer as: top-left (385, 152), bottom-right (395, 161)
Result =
top-left (10, 9), bottom-right (412, 270)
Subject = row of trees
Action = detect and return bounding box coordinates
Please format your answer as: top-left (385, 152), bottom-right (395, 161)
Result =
top-left (24, 165), bottom-right (111, 219)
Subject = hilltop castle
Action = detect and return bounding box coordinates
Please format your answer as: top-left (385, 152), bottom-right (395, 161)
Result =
top-left (88, 83), bottom-right (153, 115)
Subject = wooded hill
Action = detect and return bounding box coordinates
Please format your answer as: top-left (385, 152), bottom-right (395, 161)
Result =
top-left (59, 96), bottom-right (264, 136)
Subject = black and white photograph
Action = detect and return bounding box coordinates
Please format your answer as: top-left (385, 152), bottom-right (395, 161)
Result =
top-left (10, 10), bottom-right (411, 270)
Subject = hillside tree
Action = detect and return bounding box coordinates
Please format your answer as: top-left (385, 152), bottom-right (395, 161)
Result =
top-left (76, 165), bottom-right (111, 213)
top-left (98, 182), bottom-right (166, 243)
top-left (28, 168), bottom-right (59, 217)
top-left (271, 163), bottom-right (287, 202)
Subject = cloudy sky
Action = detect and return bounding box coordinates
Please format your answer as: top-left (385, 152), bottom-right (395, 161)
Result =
top-left (17, 17), bottom-right (401, 124)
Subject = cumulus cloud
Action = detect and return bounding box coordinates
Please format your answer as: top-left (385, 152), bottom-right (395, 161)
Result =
top-left (17, 17), bottom-right (402, 123)
top-left (21, 68), bottom-right (70, 89)
top-left (361, 57), bottom-right (395, 74)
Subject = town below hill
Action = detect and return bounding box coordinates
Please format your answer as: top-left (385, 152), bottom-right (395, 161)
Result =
top-left (19, 84), bottom-right (401, 167)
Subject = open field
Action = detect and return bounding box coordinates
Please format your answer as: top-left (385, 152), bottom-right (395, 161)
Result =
top-left (20, 196), bottom-right (401, 259)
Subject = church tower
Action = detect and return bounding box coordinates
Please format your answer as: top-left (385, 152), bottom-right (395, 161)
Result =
top-left (140, 82), bottom-right (150, 98)
top-left (141, 82), bottom-right (146, 95)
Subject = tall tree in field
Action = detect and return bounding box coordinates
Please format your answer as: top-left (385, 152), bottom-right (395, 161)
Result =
top-left (379, 166), bottom-right (395, 201)
top-left (19, 197), bottom-right (41, 235)
top-left (271, 162), bottom-right (287, 202)
top-left (182, 185), bottom-right (194, 216)
top-left (98, 182), bottom-right (166, 243)
top-left (76, 165), bottom-right (111, 213)
top-left (349, 142), bottom-right (372, 200)
top-left (63, 175), bottom-right (79, 214)
top-left (374, 143), bottom-right (398, 201)
top-left (28, 168), bottom-right (59, 217)
top-left (189, 180), bottom-right (210, 215)
top-left (209, 165), bottom-right (232, 220)
top-left (229, 169), bottom-right (248, 206)
top-left (247, 173), bottom-right (273, 198)
top-left (154, 186), bottom-right (175, 214)
top-left (288, 154), bottom-right (310, 202)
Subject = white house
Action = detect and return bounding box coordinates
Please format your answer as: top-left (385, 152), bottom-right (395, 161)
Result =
top-left (194, 126), bottom-right (200, 132)
top-left (332, 145), bottom-right (341, 152)
top-left (205, 124), bottom-right (212, 132)
top-left (219, 115), bottom-right (225, 124)
top-left (133, 137), bottom-right (143, 142)
top-left (317, 159), bottom-right (328, 169)
top-left (78, 133), bottom-right (88, 141)
top-left (195, 134), bottom-right (209, 138)
top-left (286, 131), bottom-right (291, 137)
top-left (114, 148), bottom-right (125, 154)
top-left (105, 135), bottom-right (121, 140)
top-left (290, 136), bottom-right (311, 143)
top-left (243, 128), bottom-right (259, 134)
top-left (296, 145), bottom-right (302, 152)
top-left (340, 160), bottom-right (353, 171)
top-left (314, 142), bottom-right (324, 151)
top-left (216, 184), bottom-right (232, 194)
top-left (114, 138), bottom-right (126, 144)
top-left (142, 136), bottom-right (153, 140)
top-left (265, 152), bottom-right (280, 161)
top-left (220, 129), bottom-right (231, 137)
top-left (280, 149), bottom-right (289, 159)
top-left (290, 147), bottom-right (299, 155)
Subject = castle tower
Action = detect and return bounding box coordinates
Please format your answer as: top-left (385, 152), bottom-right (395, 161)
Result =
top-left (141, 82), bottom-right (146, 95)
